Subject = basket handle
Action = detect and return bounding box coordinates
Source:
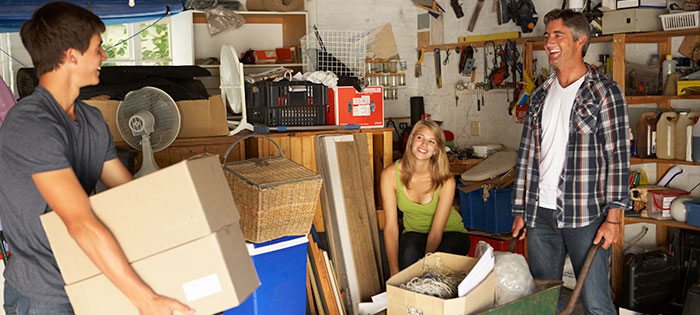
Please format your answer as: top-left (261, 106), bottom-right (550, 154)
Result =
top-left (223, 134), bottom-right (285, 164)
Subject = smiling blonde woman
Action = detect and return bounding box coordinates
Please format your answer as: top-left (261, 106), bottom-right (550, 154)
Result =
top-left (381, 119), bottom-right (469, 276)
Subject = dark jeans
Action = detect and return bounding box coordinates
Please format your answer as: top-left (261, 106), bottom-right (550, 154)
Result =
top-left (527, 207), bottom-right (616, 315)
top-left (398, 231), bottom-right (470, 270)
top-left (4, 283), bottom-right (74, 315)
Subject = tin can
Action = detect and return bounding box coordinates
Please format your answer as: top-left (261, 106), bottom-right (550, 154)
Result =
top-left (389, 73), bottom-right (399, 87)
top-left (365, 59), bottom-right (374, 74)
top-left (398, 73), bottom-right (406, 86)
top-left (381, 73), bottom-right (390, 86)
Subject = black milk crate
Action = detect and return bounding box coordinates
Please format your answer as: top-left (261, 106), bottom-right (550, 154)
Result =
top-left (245, 81), bottom-right (328, 127)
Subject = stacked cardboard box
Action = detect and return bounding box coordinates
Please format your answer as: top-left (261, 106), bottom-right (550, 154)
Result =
top-left (41, 155), bottom-right (259, 315)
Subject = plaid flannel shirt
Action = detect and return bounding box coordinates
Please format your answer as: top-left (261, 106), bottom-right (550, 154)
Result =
top-left (511, 65), bottom-right (632, 228)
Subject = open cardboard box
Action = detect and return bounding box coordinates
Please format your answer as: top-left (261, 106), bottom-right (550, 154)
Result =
top-left (41, 155), bottom-right (259, 314)
top-left (84, 94), bottom-right (229, 143)
top-left (386, 252), bottom-right (496, 315)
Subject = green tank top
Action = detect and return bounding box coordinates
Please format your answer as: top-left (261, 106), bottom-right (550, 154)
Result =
top-left (395, 163), bottom-right (467, 234)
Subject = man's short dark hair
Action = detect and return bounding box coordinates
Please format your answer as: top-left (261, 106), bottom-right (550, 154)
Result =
top-left (544, 9), bottom-right (591, 57)
top-left (20, 1), bottom-right (105, 77)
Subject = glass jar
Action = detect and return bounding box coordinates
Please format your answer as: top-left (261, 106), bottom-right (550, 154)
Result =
top-left (399, 59), bottom-right (407, 71)
top-left (383, 87), bottom-right (391, 100)
top-left (381, 59), bottom-right (390, 73)
top-left (389, 73), bottom-right (399, 87)
top-left (389, 60), bottom-right (399, 73)
top-left (365, 59), bottom-right (374, 74)
top-left (381, 73), bottom-right (390, 86)
top-left (372, 58), bottom-right (383, 73)
top-left (367, 74), bottom-right (379, 86)
top-left (389, 87), bottom-right (398, 100)
top-left (398, 72), bottom-right (406, 86)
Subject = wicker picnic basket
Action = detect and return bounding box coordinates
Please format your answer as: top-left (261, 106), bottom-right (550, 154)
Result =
top-left (223, 135), bottom-right (322, 243)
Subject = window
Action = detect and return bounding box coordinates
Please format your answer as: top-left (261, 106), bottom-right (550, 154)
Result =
top-left (102, 18), bottom-right (172, 66)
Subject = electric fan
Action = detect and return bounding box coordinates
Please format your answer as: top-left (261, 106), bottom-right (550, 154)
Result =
top-left (220, 44), bottom-right (253, 135)
top-left (116, 86), bottom-right (181, 178)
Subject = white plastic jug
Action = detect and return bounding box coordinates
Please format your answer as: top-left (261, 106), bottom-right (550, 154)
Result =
top-left (657, 112), bottom-right (678, 160)
top-left (675, 112), bottom-right (700, 160)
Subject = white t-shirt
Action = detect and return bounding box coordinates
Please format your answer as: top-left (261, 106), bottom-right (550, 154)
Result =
top-left (538, 75), bottom-right (586, 209)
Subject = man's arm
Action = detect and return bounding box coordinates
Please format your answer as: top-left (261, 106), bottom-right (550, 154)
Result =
top-left (33, 168), bottom-right (193, 314)
top-left (100, 158), bottom-right (133, 188)
top-left (593, 83), bottom-right (631, 249)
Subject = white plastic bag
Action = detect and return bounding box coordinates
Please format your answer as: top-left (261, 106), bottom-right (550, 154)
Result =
top-left (493, 251), bottom-right (536, 305)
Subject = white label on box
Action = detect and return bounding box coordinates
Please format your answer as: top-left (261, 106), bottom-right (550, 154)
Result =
top-left (182, 274), bottom-right (222, 302)
top-left (353, 96), bottom-right (371, 116)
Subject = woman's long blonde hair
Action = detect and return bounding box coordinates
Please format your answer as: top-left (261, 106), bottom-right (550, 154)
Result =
top-left (399, 119), bottom-right (452, 191)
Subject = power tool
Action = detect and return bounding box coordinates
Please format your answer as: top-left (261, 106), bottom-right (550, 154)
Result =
top-left (496, 0), bottom-right (538, 33)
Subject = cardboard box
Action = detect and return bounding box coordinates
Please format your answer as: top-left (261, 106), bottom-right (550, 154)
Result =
top-left (616, 0), bottom-right (667, 9)
top-left (602, 8), bottom-right (668, 34)
top-left (386, 253), bottom-right (497, 315)
top-left (84, 94), bottom-right (229, 143)
top-left (40, 155), bottom-right (240, 284)
top-left (65, 225), bottom-right (259, 315)
top-left (327, 86), bottom-right (384, 127)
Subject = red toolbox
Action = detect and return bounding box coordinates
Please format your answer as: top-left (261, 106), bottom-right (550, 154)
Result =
top-left (327, 86), bottom-right (384, 127)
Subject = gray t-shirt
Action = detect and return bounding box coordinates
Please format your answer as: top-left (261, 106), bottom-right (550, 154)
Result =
top-left (0, 86), bottom-right (117, 303)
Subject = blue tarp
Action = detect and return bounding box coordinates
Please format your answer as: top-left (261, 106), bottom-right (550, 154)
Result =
top-left (0, 1), bottom-right (184, 33)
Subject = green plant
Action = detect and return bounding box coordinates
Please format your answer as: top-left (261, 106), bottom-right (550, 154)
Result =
top-left (141, 23), bottom-right (170, 65)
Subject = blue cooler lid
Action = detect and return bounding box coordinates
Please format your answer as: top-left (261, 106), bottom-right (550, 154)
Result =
top-left (245, 235), bottom-right (308, 257)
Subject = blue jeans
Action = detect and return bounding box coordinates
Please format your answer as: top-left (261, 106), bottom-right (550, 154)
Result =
top-left (527, 207), bottom-right (616, 315)
top-left (399, 231), bottom-right (470, 270)
top-left (3, 283), bottom-right (74, 315)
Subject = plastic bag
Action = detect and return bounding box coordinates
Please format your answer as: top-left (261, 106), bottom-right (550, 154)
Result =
top-left (203, 6), bottom-right (245, 36)
top-left (493, 251), bottom-right (536, 305)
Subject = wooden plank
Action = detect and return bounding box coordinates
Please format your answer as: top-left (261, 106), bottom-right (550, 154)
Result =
top-left (306, 262), bottom-right (319, 315)
top-left (278, 137), bottom-right (291, 158)
top-left (336, 141), bottom-right (382, 300)
top-left (323, 250), bottom-right (346, 314)
top-left (353, 134), bottom-right (385, 287)
top-left (308, 236), bottom-right (340, 314)
top-left (318, 135), bottom-right (361, 313)
top-left (626, 217), bottom-right (700, 232)
top-left (612, 34), bottom-right (626, 90)
top-left (291, 137), bottom-right (303, 164)
top-left (303, 136), bottom-right (316, 172)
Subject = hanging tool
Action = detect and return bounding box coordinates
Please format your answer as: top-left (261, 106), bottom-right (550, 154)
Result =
top-left (483, 41), bottom-right (495, 91)
top-left (468, 0), bottom-right (485, 32)
top-left (434, 48), bottom-right (442, 88)
top-left (443, 47), bottom-right (451, 65)
top-left (496, 0), bottom-right (538, 33)
top-left (459, 45), bottom-right (476, 76)
top-left (450, 0), bottom-right (465, 18)
top-left (415, 48), bottom-right (424, 78)
top-left (455, 80), bottom-right (465, 107)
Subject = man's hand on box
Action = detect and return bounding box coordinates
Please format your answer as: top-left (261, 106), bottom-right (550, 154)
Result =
top-left (137, 293), bottom-right (194, 315)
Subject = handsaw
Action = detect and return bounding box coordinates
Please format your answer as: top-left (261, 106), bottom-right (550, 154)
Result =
top-left (468, 0), bottom-right (485, 32)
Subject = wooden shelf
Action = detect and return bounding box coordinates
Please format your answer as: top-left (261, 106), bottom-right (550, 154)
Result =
top-left (626, 216), bottom-right (700, 232)
top-left (631, 157), bottom-right (700, 166)
top-left (626, 94), bottom-right (700, 104)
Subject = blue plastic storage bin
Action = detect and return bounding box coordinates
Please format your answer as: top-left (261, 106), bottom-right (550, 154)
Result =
top-left (224, 235), bottom-right (308, 315)
top-left (686, 200), bottom-right (700, 227)
top-left (457, 185), bottom-right (514, 233)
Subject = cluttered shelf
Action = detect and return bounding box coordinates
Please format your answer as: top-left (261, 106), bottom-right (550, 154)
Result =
top-left (630, 157), bottom-right (700, 166)
top-left (626, 216), bottom-right (700, 232)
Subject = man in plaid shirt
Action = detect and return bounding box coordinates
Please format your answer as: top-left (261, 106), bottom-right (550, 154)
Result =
top-left (510, 9), bottom-right (631, 314)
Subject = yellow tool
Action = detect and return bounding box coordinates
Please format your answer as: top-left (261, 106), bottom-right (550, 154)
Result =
top-left (415, 48), bottom-right (425, 78)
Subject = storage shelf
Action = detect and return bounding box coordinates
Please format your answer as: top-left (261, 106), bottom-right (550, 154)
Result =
top-left (630, 157), bottom-right (700, 166)
top-left (626, 94), bottom-right (700, 104)
top-left (626, 216), bottom-right (700, 232)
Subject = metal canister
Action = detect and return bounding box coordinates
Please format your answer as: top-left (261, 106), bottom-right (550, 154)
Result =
top-left (383, 87), bottom-right (391, 100)
top-left (390, 87), bottom-right (398, 100)
top-left (381, 59), bottom-right (390, 73)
